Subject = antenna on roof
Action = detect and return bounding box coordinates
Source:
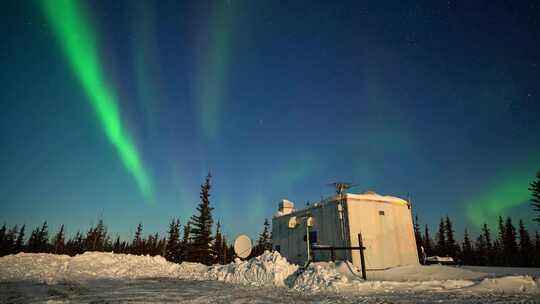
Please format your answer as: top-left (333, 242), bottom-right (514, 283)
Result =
top-left (328, 182), bottom-right (356, 196)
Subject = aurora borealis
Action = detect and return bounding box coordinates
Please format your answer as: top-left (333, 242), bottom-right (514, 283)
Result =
top-left (40, 0), bottom-right (153, 200)
top-left (1, 1), bottom-right (539, 239)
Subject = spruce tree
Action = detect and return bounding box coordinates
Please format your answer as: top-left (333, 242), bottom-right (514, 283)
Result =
top-left (0, 224), bottom-right (6, 256)
top-left (113, 236), bottom-right (122, 253)
top-left (38, 222), bottom-right (49, 253)
top-left (444, 216), bottom-right (458, 258)
top-left (475, 234), bottom-right (487, 265)
top-left (530, 171), bottom-right (540, 223)
top-left (496, 216), bottom-right (506, 265)
top-left (503, 217), bottom-right (518, 266)
top-left (461, 229), bottom-right (474, 265)
top-left (0, 224), bottom-right (5, 243)
top-left (181, 223), bottom-right (191, 261)
top-left (165, 219), bottom-right (181, 263)
top-left (413, 215), bottom-right (423, 261)
top-left (84, 220), bottom-right (106, 252)
top-left (435, 218), bottom-right (446, 256)
top-left (187, 173), bottom-right (215, 265)
top-left (535, 231), bottom-right (540, 267)
top-left (480, 223), bottom-right (493, 264)
top-left (3, 226), bottom-right (17, 255)
top-left (497, 216), bottom-right (506, 245)
top-left (73, 231), bottom-right (84, 255)
top-left (423, 224), bottom-right (433, 256)
top-left (132, 222), bottom-right (144, 255)
top-left (53, 225), bottom-right (65, 254)
top-left (256, 218), bottom-right (272, 255)
top-left (214, 221), bottom-right (224, 264)
top-left (518, 219), bottom-right (534, 266)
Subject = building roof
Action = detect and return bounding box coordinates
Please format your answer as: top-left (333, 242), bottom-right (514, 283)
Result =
top-left (273, 192), bottom-right (409, 219)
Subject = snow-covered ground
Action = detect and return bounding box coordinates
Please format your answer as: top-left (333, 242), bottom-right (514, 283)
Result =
top-left (1, 251), bottom-right (540, 303)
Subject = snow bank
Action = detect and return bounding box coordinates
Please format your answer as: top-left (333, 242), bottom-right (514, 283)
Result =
top-left (289, 261), bottom-right (476, 293)
top-left (0, 252), bottom-right (185, 284)
top-left (1, 251), bottom-right (539, 295)
top-left (466, 275), bottom-right (540, 294)
top-left (205, 251), bottom-right (298, 286)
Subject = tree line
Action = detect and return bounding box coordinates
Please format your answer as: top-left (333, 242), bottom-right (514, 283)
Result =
top-left (414, 215), bottom-right (540, 267)
top-left (0, 173), bottom-right (273, 265)
top-left (413, 170), bottom-right (540, 267)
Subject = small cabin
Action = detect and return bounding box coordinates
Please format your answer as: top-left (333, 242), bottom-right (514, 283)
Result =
top-left (272, 192), bottom-right (419, 270)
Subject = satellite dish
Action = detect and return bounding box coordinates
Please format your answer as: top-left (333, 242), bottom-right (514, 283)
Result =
top-left (234, 235), bottom-right (252, 259)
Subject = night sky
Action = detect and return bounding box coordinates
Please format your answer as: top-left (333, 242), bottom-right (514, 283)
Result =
top-left (1, 0), bottom-right (539, 241)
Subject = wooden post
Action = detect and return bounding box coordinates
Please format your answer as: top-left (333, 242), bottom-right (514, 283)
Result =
top-left (330, 247), bottom-right (335, 262)
top-left (358, 233), bottom-right (367, 280)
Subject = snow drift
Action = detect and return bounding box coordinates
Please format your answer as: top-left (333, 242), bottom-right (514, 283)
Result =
top-left (1, 251), bottom-right (539, 295)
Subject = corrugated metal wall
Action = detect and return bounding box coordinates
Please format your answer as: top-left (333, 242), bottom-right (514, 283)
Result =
top-left (272, 195), bottom-right (419, 270)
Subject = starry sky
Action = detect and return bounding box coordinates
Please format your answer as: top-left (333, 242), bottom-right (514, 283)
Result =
top-left (1, 0), bottom-right (539, 241)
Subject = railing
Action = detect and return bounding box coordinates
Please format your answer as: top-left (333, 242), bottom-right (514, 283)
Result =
top-left (310, 232), bottom-right (367, 280)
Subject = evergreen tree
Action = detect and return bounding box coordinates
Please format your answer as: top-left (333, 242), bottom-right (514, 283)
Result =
top-left (435, 218), bottom-right (446, 256)
top-left (36, 222), bottom-right (49, 253)
top-left (221, 235), bottom-right (230, 264)
top-left (444, 216), bottom-right (458, 258)
top-left (255, 218), bottom-right (272, 256)
top-left (460, 229), bottom-right (473, 265)
top-left (502, 217), bottom-right (518, 266)
top-left (0, 224), bottom-right (5, 243)
top-left (475, 234), bottom-right (487, 265)
top-left (413, 215), bottom-right (423, 261)
top-left (165, 219), bottom-right (181, 263)
top-left (497, 216), bottom-right (506, 245)
top-left (15, 225), bottom-right (25, 253)
top-left (72, 231), bottom-right (85, 255)
top-left (214, 221), bottom-right (224, 264)
top-left (530, 171), bottom-right (540, 223)
top-left (86, 219), bottom-right (107, 252)
top-left (3, 225), bottom-right (17, 255)
top-left (53, 225), bottom-right (65, 254)
top-left (492, 240), bottom-right (503, 266)
top-left (495, 216), bottom-right (506, 265)
top-left (423, 224), bottom-right (433, 256)
top-left (480, 223), bottom-right (493, 264)
top-left (187, 173), bottom-right (215, 265)
top-left (535, 232), bottom-right (540, 267)
top-left (113, 236), bottom-right (122, 253)
top-left (158, 237), bottom-right (167, 257)
top-left (132, 222), bottom-right (144, 255)
top-left (181, 223), bottom-right (191, 261)
top-left (518, 219), bottom-right (534, 266)
top-left (0, 224), bottom-right (6, 256)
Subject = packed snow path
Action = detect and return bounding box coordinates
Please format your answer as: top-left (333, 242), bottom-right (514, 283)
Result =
top-left (1, 251), bottom-right (540, 303)
top-left (1, 279), bottom-right (538, 304)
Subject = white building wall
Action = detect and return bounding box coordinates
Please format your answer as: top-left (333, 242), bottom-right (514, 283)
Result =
top-left (272, 200), bottom-right (348, 265)
top-left (272, 193), bottom-right (419, 270)
top-left (345, 194), bottom-right (419, 270)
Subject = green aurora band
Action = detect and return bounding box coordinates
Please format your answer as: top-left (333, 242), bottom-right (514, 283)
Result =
top-left (465, 170), bottom-right (535, 227)
top-left (196, 4), bottom-right (232, 139)
top-left (40, 0), bottom-right (153, 200)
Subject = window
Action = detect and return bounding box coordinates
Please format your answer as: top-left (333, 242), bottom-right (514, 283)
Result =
top-left (379, 210), bottom-right (385, 215)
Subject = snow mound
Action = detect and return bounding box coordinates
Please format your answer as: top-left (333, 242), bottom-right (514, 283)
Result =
top-left (466, 275), bottom-right (540, 294)
top-left (0, 252), bottom-right (185, 284)
top-left (205, 251), bottom-right (298, 286)
top-left (288, 261), bottom-right (540, 294)
top-left (368, 264), bottom-right (488, 281)
top-left (0, 253), bottom-right (71, 284)
top-left (1, 251), bottom-right (539, 295)
top-left (289, 261), bottom-right (355, 292)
